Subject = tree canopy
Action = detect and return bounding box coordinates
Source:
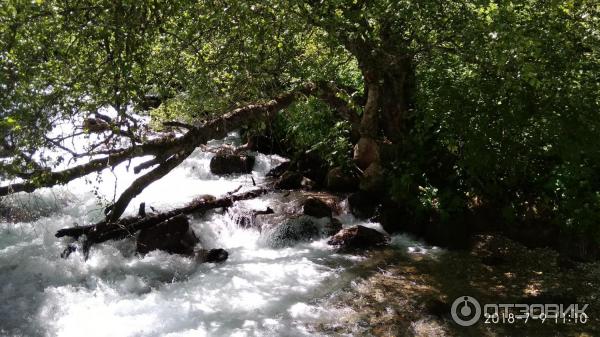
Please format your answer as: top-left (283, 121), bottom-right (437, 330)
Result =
top-left (1, 0), bottom-right (599, 245)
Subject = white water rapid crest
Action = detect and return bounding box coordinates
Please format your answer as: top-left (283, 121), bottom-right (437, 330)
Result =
top-left (0, 125), bottom-right (437, 336)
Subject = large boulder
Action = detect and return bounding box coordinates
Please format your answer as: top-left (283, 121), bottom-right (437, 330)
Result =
top-left (274, 171), bottom-right (303, 189)
top-left (326, 167), bottom-right (359, 192)
top-left (263, 215), bottom-right (339, 248)
top-left (327, 225), bottom-right (389, 249)
top-left (210, 150), bottom-right (255, 175)
top-left (303, 197), bottom-right (332, 218)
top-left (136, 215), bottom-right (199, 256)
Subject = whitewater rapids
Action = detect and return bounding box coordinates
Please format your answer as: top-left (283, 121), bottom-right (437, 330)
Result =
top-left (0, 132), bottom-right (435, 337)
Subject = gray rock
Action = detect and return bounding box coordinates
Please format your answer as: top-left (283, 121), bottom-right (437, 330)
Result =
top-left (210, 150), bottom-right (255, 175)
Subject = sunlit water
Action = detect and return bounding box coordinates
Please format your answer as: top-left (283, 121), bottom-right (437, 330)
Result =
top-left (0, 131), bottom-right (436, 337)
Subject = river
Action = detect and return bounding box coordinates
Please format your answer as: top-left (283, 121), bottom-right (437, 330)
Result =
top-left (0, 130), bottom-right (434, 337)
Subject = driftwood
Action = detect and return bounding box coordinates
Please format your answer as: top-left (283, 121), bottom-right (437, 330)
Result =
top-left (56, 188), bottom-right (269, 255)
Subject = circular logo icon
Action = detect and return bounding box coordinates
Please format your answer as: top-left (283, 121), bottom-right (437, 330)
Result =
top-left (451, 296), bottom-right (481, 327)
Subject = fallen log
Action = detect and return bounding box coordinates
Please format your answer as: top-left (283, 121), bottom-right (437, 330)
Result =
top-left (56, 188), bottom-right (269, 254)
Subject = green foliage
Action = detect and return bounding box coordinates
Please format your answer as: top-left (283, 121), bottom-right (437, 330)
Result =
top-left (2, 0), bottom-right (600, 244)
top-left (274, 97), bottom-right (353, 169)
top-left (411, 0), bottom-right (600, 237)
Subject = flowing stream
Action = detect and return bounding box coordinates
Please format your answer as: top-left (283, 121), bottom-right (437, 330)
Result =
top-left (0, 131), bottom-right (436, 337)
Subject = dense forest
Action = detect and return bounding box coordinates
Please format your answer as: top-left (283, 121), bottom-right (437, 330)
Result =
top-left (1, 0), bottom-right (599, 336)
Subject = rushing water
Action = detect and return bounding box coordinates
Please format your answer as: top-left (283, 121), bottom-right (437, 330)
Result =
top-left (0, 130), bottom-right (435, 337)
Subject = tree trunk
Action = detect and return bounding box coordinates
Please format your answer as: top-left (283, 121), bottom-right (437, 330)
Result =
top-left (379, 59), bottom-right (415, 143)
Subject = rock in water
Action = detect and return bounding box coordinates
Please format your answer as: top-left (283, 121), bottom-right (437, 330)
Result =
top-left (196, 248), bottom-right (229, 263)
top-left (136, 215), bottom-right (199, 256)
top-left (266, 161), bottom-right (291, 178)
top-left (264, 215), bottom-right (338, 248)
top-left (324, 218), bottom-right (343, 236)
top-left (328, 225), bottom-right (389, 249)
top-left (303, 197), bottom-right (332, 218)
top-left (210, 150), bottom-right (255, 175)
top-left (274, 171), bottom-right (303, 189)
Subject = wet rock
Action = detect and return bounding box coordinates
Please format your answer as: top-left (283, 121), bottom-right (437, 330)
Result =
top-left (328, 225), bottom-right (389, 249)
top-left (136, 215), bottom-right (199, 256)
top-left (210, 150), bottom-right (255, 175)
top-left (196, 248), bottom-right (229, 263)
top-left (325, 167), bottom-right (359, 192)
top-left (266, 161), bottom-right (291, 178)
top-left (264, 215), bottom-right (332, 248)
top-left (274, 171), bottom-right (303, 189)
top-left (348, 191), bottom-right (380, 219)
top-left (303, 197), bottom-right (332, 218)
top-left (325, 218), bottom-right (343, 236)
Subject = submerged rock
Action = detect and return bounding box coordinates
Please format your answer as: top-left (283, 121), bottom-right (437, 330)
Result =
top-left (136, 215), bottom-right (199, 256)
top-left (327, 225), bottom-right (389, 249)
top-left (303, 197), bottom-right (332, 218)
top-left (196, 248), bottom-right (229, 263)
top-left (210, 150), bottom-right (255, 175)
